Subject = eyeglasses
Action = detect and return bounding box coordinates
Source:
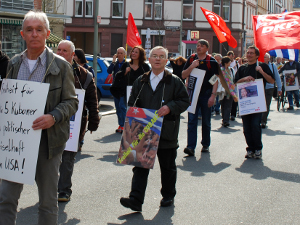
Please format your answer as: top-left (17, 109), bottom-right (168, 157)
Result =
top-left (151, 55), bottom-right (166, 59)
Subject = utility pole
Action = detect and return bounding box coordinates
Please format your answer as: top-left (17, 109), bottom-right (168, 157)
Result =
top-left (93, 0), bottom-right (99, 83)
top-left (179, 0), bottom-right (183, 55)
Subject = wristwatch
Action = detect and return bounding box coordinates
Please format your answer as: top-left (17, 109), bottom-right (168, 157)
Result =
top-left (52, 114), bottom-right (56, 123)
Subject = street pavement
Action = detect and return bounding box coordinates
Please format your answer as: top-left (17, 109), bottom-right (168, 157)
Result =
top-left (14, 97), bottom-right (300, 225)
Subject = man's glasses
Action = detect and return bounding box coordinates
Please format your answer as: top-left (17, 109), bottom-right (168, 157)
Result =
top-left (151, 55), bottom-right (166, 59)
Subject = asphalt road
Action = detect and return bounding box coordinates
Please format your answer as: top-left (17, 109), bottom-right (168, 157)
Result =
top-left (13, 98), bottom-right (300, 224)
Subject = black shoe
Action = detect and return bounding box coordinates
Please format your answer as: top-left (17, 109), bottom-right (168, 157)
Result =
top-left (215, 111), bottom-right (220, 115)
top-left (58, 193), bottom-right (70, 202)
top-left (230, 116), bottom-right (235, 121)
top-left (222, 122), bottom-right (229, 127)
top-left (120, 197), bottom-right (142, 212)
top-left (287, 106), bottom-right (294, 110)
top-left (201, 146), bottom-right (209, 152)
top-left (261, 123), bottom-right (266, 129)
top-left (183, 147), bottom-right (194, 156)
top-left (160, 197), bottom-right (174, 207)
top-left (297, 102), bottom-right (300, 108)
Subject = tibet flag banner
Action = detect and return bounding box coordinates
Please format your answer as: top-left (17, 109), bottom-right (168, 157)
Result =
top-left (200, 7), bottom-right (237, 48)
top-left (252, 11), bottom-right (300, 62)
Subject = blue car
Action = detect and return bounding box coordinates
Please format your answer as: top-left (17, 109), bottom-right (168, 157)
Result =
top-left (85, 55), bottom-right (112, 101)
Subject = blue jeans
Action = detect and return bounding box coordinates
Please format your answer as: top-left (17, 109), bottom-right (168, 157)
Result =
top-left (114, 96), bottom-right (126, 127)
top-left (187, 89), bottom-right (212, 150)
top-left (241, 113), bottom-right (263, 152)
top-left (212, 95), bottom-right (220, 112)
top-left (287, 90), bottom-right (299, 107)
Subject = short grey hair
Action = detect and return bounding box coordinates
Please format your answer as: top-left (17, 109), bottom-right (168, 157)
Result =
top-left (265, 53), bottom-right (270, 58)
top-left (117, 47), bottom-right (126, 55)
top-left (149, 46), bottom-right (168, 59)
top-left (58, 40), bottom-right (75, 53)
top-left (22, 10), bottom-right (50, 31)
top-left (214, 53), bottom-right (222, 59)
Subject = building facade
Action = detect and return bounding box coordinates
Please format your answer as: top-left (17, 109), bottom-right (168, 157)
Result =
top-left (62, 0), bottom-right (293, 58)
top-left (0, 0), bottom-right (67, 59)
top-left (64, 0), bottom-right (247, 57)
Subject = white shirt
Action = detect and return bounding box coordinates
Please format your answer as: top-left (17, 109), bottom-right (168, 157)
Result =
top-left (150, 71), bottom-right (164, 91)
top-left (230, 60), bottom-right (238, 73)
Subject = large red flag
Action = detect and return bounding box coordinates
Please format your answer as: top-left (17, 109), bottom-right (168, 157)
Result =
top-left (127, 12), bottom-right (142, 47)
top-left (200, 7), bottom-right (237, 48)
top-left (252, 11), bottom-right (300, 61)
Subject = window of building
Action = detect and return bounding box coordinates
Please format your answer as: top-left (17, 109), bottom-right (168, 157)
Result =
top-left (154, 0), bottom-right (162, 19)
top-left (183, 0), bottom-right (193, 20)
top-left (145, 0), bottom-right (153, 18)
top-left (213, 0), bottom-right (230, 21)
top-left (86, 0), bottom-right (93, 17)
top-left (145, 0), bottom-right (162, 19)
top-left (75, 0), bottom-right (83, 17)
top-left (1, 0), bottom-right (34, 11)
top-left (112, 0), bottom-right (124, 18)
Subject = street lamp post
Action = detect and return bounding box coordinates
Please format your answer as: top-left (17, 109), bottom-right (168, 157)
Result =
top-left (179, 0), bottom-right (183, 55)
top-left (93, 0), bottom-right (99, 84)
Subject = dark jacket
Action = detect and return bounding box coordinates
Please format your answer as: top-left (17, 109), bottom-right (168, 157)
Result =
top-left (6, 47), bottom-right (78, 158)
top-left (107, 59), bottom-right (125, 79)
top-left (73, 62), bottom-right (99, 132)
top-left (128, 70), bottom-right (189, 149)
top-left (279, 61), bottom-right (300, 85)
top-left (0, 51), bottom-right (9, 87)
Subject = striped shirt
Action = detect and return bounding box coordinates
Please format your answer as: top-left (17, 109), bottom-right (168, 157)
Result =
top-left (17, 48), bottom-right (47, 82)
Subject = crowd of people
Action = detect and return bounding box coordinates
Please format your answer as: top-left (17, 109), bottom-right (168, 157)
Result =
top-left (0, 9), bottom-right (299, 224)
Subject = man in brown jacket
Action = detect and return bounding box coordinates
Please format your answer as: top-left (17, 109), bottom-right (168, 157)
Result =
top-left (56, 40), bottom-right (100, 202)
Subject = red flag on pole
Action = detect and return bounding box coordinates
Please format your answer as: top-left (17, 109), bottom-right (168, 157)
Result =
top-left (127, 12), bottom-right (142, 48)
top-left (200, 7), bottom-right (237, 48)
top-left (252, 11), bottom-right (300, 62)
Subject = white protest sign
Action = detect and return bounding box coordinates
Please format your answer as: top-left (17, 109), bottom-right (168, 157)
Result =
top-left (237, 79), bottom-right (266, 116)
top-left (65, 89), bottom-right (85, 152)
top-left (0, 79), bottom-right (49, 185)
top-left (127, 86), bottom-right (132, 103)
top-left (283, 70), bottom-right (299, 91)
top-left (187, 68), bottom-right (205, 114)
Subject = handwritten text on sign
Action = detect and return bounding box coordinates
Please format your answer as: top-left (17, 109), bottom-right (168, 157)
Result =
top-left (0, 79), bottom-right (49, 185)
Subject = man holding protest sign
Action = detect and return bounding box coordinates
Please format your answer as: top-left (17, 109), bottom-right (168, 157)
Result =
top-left (182, 39), bottom-right (219, 156)
top-left (56, 40), bottom-right (99, 202)
top-left (234, 46), bottom-right (274, 159)
top-left (120, 46), bottom-right (189, 211)
top-left (0, 11), bottom-right (78, 225)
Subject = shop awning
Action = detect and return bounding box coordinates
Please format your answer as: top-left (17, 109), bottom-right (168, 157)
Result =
top-left (0, 18), bottom-right (22, 25)
top-left (46, 33), bottom-right (64, 48)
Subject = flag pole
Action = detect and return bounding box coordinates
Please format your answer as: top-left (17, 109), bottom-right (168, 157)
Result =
top-left (221, 43), bottom-right (228, 54)
top-left (125, 43), bottom-right (128, 61)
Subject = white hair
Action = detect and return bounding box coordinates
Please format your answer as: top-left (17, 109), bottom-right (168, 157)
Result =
top-left (265, 53), bottom-right (270, 58)
top-left (117, 47), bottom-right (126, 55)
top-left (22, 10), bottom-right (50, 31)
top-left (149, 46), bottom-right (168, 59)
top-left (58, 40), bottom-right (75, 53)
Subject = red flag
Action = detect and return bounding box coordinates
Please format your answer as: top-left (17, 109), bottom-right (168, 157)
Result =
top-left (252, 11), bottom-right (300, 61)
top-left (126, 107), bottom-right (147, 118)
top-left (200, 7), bottom-right (237, 48)
top-left (127, 12), bottom-right (142, 48)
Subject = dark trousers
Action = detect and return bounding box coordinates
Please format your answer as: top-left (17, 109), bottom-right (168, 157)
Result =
top-left (262, 88), bottom-right (274, 124)
top-left (241, 113), bottom-right (263, 152)
top-left (231, 101), bottom-right (238, 118)
top-left (221, 96), bottom-right (233, 123)
top-left (129, 148), bottom-right (177, 204)
top-left (58, 151), bottom-right (77, 196)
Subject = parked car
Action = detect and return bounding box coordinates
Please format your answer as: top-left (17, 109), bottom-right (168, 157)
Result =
top-left (85, 55), bottom-right (113, 101)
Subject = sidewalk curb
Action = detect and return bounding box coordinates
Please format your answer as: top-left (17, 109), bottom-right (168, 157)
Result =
top-left (100, 110), bottom-right (116, 116)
